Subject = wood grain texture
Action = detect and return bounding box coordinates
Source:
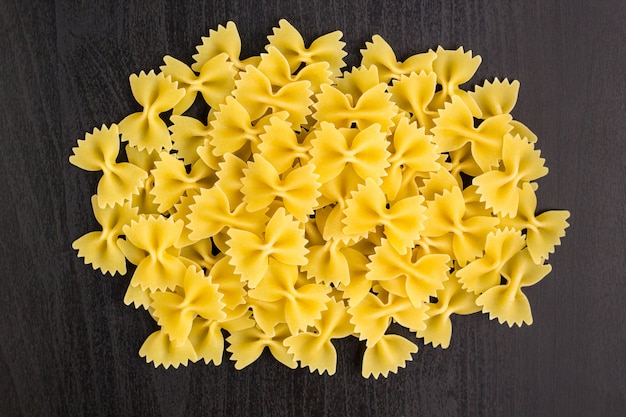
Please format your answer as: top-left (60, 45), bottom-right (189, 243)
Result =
top-left (1, 0), bottom-right (624, 416)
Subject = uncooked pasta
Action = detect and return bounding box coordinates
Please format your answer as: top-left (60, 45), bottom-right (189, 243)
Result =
top-left (70, 19), bottom-right (570, 378)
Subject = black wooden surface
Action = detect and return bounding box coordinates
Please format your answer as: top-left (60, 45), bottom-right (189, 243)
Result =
top-left (1, 1), bottom-right (624, 416)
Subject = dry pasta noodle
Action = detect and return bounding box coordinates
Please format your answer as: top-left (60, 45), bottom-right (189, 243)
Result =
top-left (70, 19), bottom-right (570, 379)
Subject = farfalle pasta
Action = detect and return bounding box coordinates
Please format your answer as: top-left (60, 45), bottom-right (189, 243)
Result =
top-left (70, 19), bottom-right (570, 378)
top-left (70, 125), bottom-right (148, 209)
top-left (151, 265), bottom-right (226, 344)
top-left (72, 195), bottom-right (138, 275)
top-left (161, 53), bottom-right (236, 113)
top-left (118, 71), bottom-right (186, 152)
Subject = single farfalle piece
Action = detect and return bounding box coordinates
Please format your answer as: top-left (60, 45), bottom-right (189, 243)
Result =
top-left (415, 271), bottom-right (480, 348)
top-left (257, 46), bottom-right (333, 94)
top-left (266, 19), bottom-right (347, 77)
top-left (388, 71), bottom-right (438, 130)
top-left (123, 216), bottom-right (187, 291)
top-left (432, 95), bottom-right (513, 172)
top-left (343, 178), bottom-right (426, 254)
top-left (430, 46), bottom-right (482, 113)
top-left (422, 186), bottom-right (499, 266)
top-left (72, 195), bottom-right (138, 275)
top-left (349, 293), bottom-right (427, 347)
top-left (257, 116), bottom-right (311, 174)
top-left (192, 21), bottom-right (260, 72)
top-left (313, 82), bottom-right (397, 133)
top-left (139, 329), bottom-right (197, 369)
top-left (366, 239), bottom-right (450, 307)
top-left (362, 334), bottom-right (418, 379)
top-left (240, 154), bottom-right (320, 222)
top-left (476, 248), bottom-right (552, 326)
top-left (473, 134), bottom-right (548, 217)
top-left (360, 34), bottom-right (436, 83)
top-left (499, 183), bottom-right (570, 263)
top-left (469, 78), bottom-right (520, 118)
top-left (284, 299), bottom-right (354, 375)
top-left (225, 207), bottom-right (308, 288)
top-left (150, 266), bottom-right (226, 345)
top-left (227, 323), bottom-right (298, 370)
top-left (457, 227), bottom-right (526, 294)
top-left (309, 122), bottom-right (391, 184)
top-left (118, 71), bottom-right (186, 152)
top-left (160, 53), bottom-right (236, 113)
top-left (187, 184), bottom-right (268, 241)
top-left (150, 152), bottom-right (216, 212)
top-left (209, 96), bottom-right (289, 157)
top-left (70, 124), bottom-right (147, 208)
top-left (383, 117), bottom-right (440, 200)
top-left (247, 260), bottom-right (330, 334)
top-left (234, 65), bottom-right (313, 129)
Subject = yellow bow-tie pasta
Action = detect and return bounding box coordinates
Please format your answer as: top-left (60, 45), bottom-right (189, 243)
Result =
top-left (71, 20), bottom-right (569, 378)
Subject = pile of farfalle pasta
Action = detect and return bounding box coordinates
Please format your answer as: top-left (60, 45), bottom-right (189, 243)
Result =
top-left (70, 20), bottom-right (570, 378)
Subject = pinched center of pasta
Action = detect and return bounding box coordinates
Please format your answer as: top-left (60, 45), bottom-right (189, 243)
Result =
top-left (70, 19), bottom-right (569, 379)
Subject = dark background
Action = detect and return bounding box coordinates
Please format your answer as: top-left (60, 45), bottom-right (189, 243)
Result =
top-left (1, 0), bottom-right (624, 416)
